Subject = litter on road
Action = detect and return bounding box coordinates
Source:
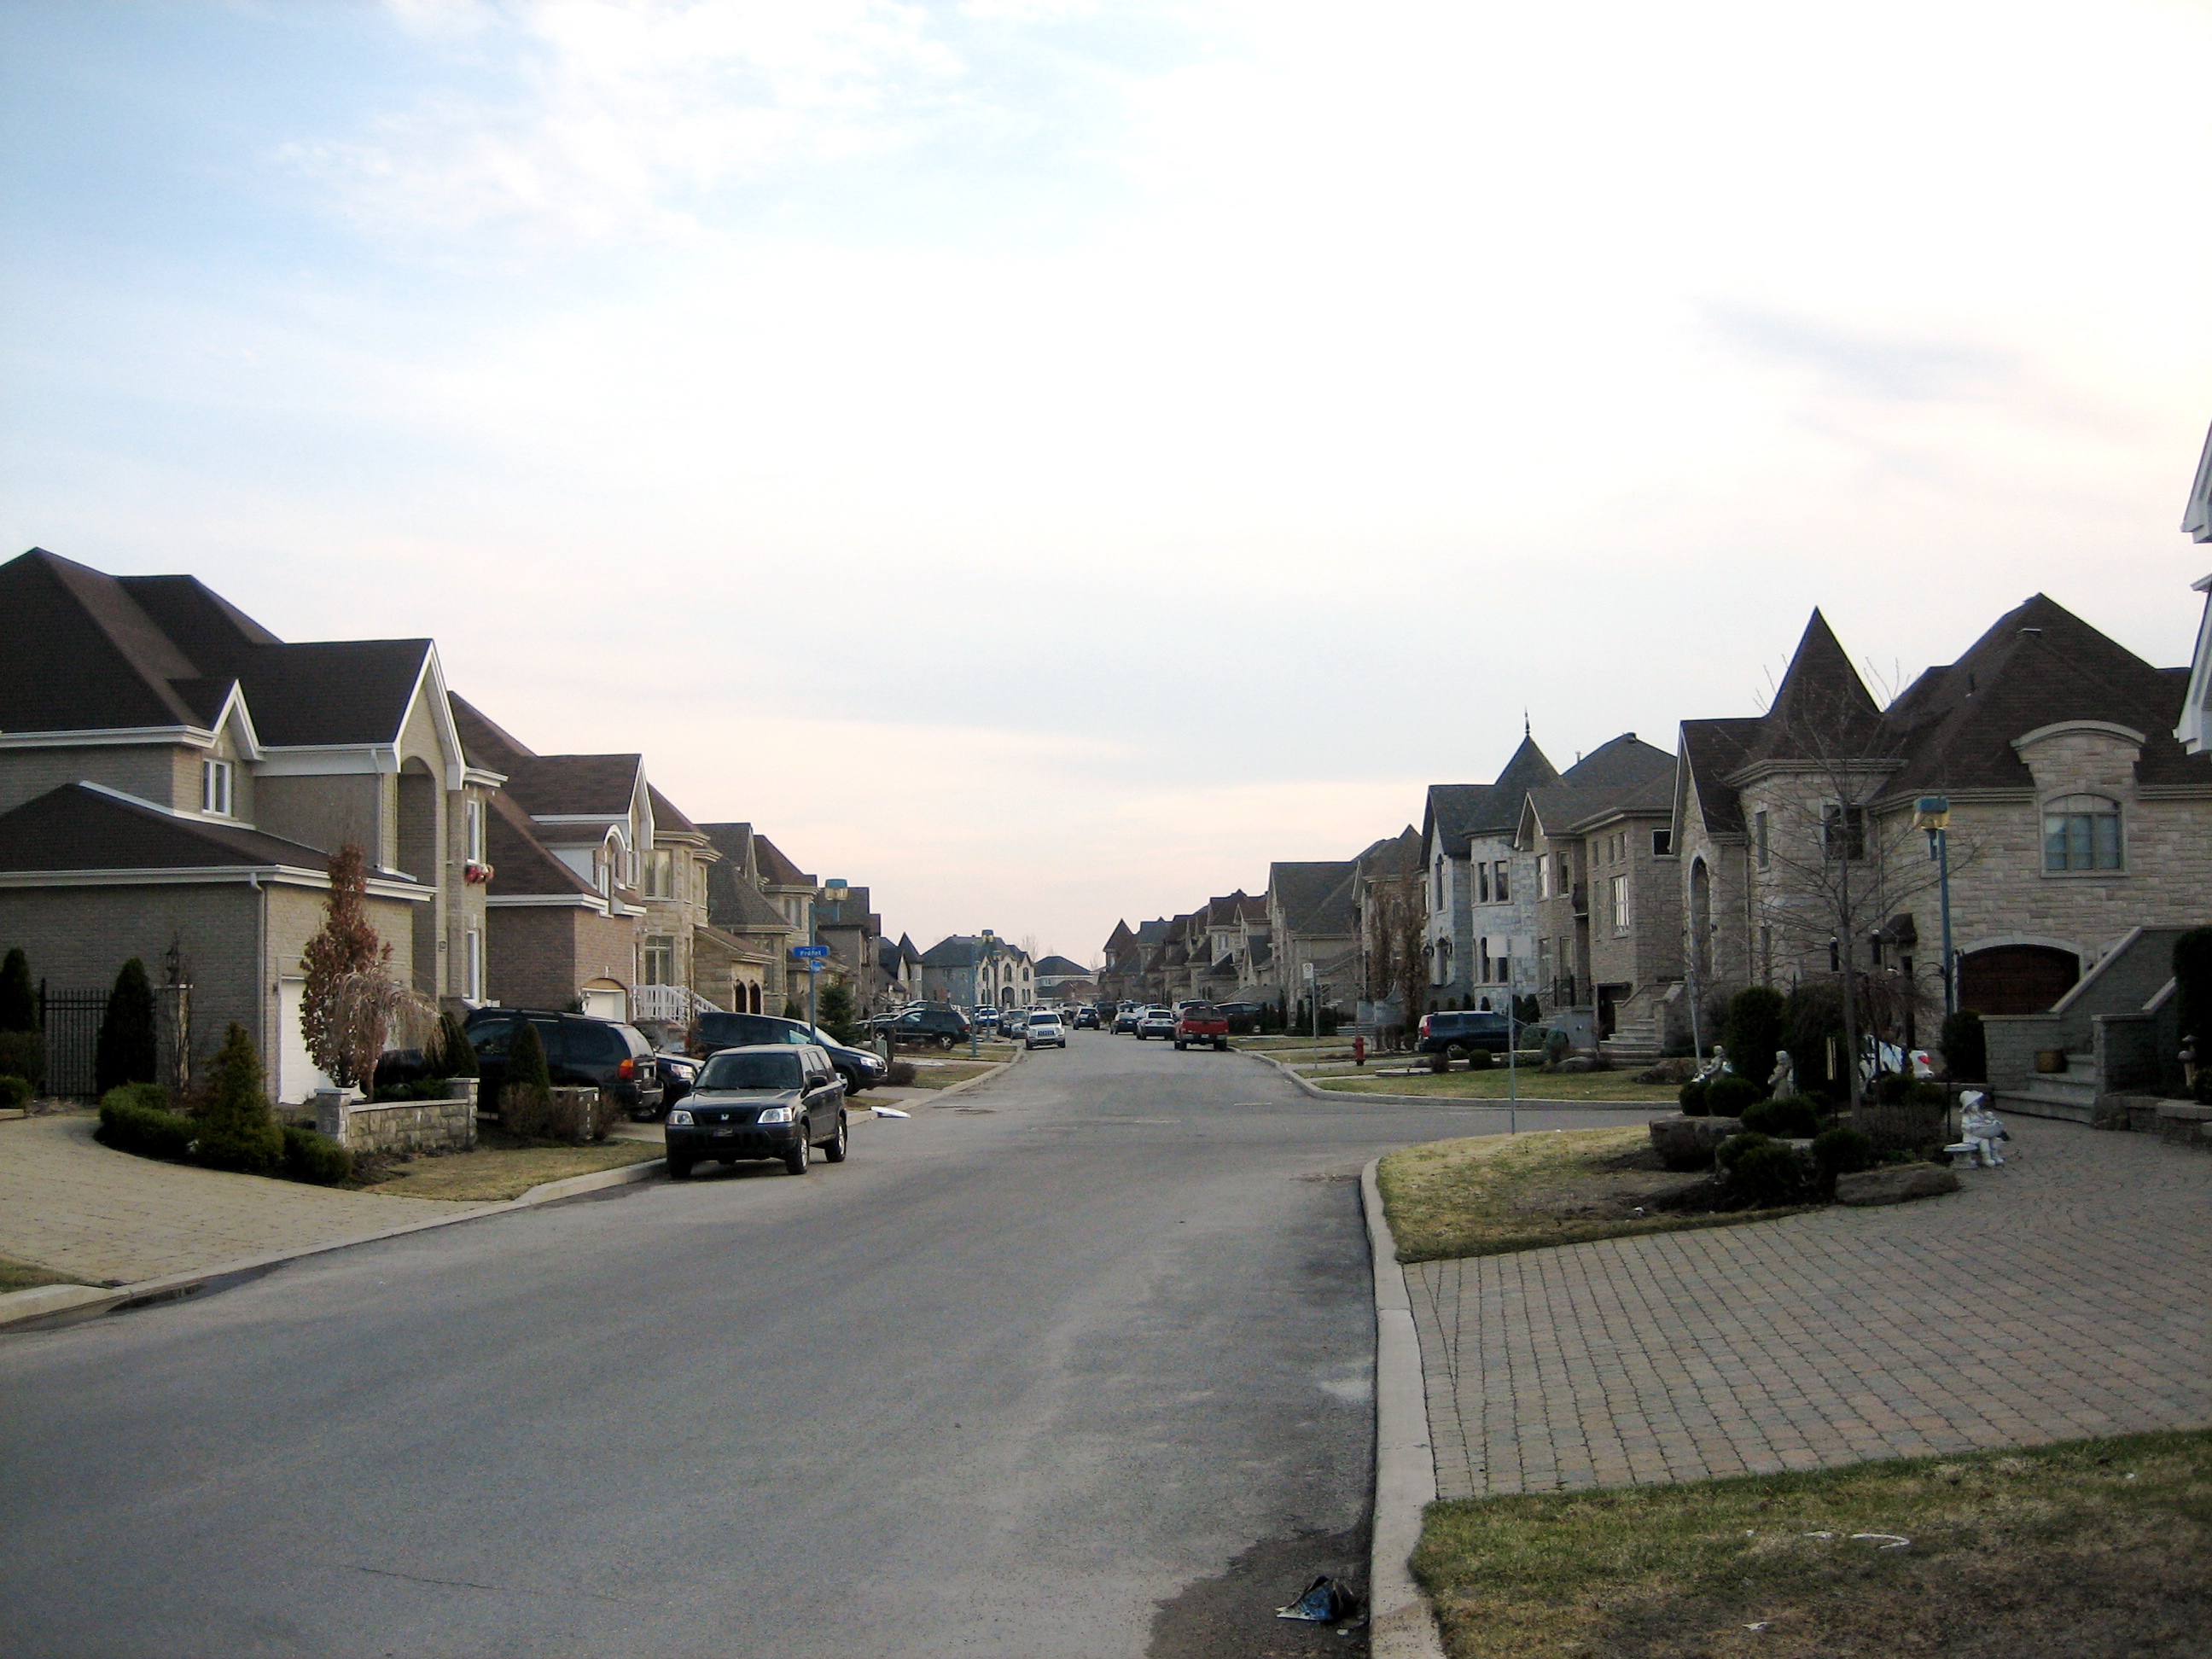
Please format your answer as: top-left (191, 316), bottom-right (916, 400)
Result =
top-left (870, 1106), bottom-right (911, 1119)
top-left (1274, 1575), bottom-right (1361, 1623)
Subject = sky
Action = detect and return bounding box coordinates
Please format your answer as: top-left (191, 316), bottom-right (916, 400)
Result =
top-left (3, 0), bottom-right (2209, 966)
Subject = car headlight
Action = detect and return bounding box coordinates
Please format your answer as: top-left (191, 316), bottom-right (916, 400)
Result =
top-left (756, 1104), bottom-right (796, 1125)
top-left (667, 1109), bottom-right (693, 1126)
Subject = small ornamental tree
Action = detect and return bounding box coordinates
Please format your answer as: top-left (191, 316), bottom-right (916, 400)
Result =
top-left (1939, 1008), bottom-right (1987, 1085)
top-left (0, 947), bottom-right (34, 1031)
top-left (431, 1010), bottom-right (480, 1080)
top-left (95, 958), bottom-right (158, 1094)
top-left (195, 1022), bottom-right (283, 1174)
top-left (818, 980), bottom-right (859, 1046)
top-left (500, 1020), bottom-right (554, 1138)
top-left (301, 844), bottom-right (384, 1086)
top-left (1723, 987), bottom-right (1789, 1095)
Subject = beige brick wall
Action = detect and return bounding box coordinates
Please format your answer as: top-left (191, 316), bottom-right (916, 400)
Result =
top-left (486, 903), bottom-right (637, 1011)
top-left (0, 743), bottom-right (183, 818)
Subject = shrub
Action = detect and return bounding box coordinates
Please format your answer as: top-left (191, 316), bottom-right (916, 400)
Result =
top-left (1939, 1009), bottom-right (1987, 1083)
top-left (501, 1018), bottom-right (551, 1105)
top-left (97, 1097), bottom-right (196, 1160)
top-left (194, 1022), bottom-right (284, 1174)
top-left (102, 1081), bottom-right (169, 1114)
top-left (1812, 1124), bottom-right (1877, 1179)
top-left (1725, 1138), bottom-right (1810, 1207)
top-left (1784, 980), bottom-right (1846, 1100)
top-left (2175, 928), bottom-right (2212, 1104)
top-left (1429, 1051), bottom-right (1452, 1074)
top-left (818, 981), bottom-right (860, 1046)
top-left (428, 1009), bottom-right (479, 1080)
top-left (1544, 1029), bottom-right (1571, 1066)
top-left (94, 958), bottom-right (158, 1095)
top-left (885, 1059), bottom-right (917, 1087)
top-left (1860, 1100), bottom-right (1948, 1161)
top-left (282, 1125), bottom-right (353, 1185)
top-left (1465, 1049), bottom-right (1494, 1070)
top-left (1705, 1075), bottom-right (1763, 1118)
top-left (1741, 1094), bottom-right (1823, 1138)
top-left (0, 1075), bottom-right (29, 1109)
top-left (1678, 1078), bottom-right (1711, 1116)
top-left (1723, 986), bottom-right (1789, 1092)
top-left (0, 946), bottom-right (34, 1033)
top-left (0, 1031), bottom-right (44, 1091)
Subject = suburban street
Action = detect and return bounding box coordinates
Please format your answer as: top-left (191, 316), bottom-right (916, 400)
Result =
top-left (0, 1039), bottom-right (1652, 1659)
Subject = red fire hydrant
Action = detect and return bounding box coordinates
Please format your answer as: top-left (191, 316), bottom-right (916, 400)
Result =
top-left (1353, 1035), bottom-right (1367, 1068)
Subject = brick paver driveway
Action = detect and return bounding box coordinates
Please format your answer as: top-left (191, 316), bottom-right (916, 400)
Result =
top-left (0, 1113), bottom-right (485, 1287)
top-left (1408, 1115), bottom-right (2212, 1498)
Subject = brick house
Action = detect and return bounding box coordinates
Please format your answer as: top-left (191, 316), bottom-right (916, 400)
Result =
top-left (699, 824), bottom-right (800, 1010)
top-left (1419, 736), bottom-right (1559, 1011)
top-left (919, 934), bottom-right (1034, 1007)
top-left (1268, 860), bottom-right (1357, 1015)
top-left (0, 548), bottom-right (492, 1099)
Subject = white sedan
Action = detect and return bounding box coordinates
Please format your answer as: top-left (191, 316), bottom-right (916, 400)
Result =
top-left (1022, 1011), bottom-right (1068, 1050)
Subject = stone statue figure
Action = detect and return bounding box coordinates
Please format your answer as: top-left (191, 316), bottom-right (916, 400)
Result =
top-left (1767, 1051), bottom-right (1796, 1098)
top-left (1959, 1091), bottom-right (2008, 1167)
top-left (1693, 1045), bottom-right (1731, 1085)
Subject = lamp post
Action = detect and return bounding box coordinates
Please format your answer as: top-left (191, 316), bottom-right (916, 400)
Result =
top-left (809, 880), bottom-right (848, 1038)
top-left (1914, 796), bottom-right (1955, 1016)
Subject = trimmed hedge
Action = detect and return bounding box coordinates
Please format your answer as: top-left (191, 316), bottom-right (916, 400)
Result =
top-left (282, 1125), bottom-right (353, 1185)
top-left (1740, 1094), bottom-right (1823, 1138)
top-left (0, 1030), bottom-right (45, 1092)
top-left (1705, 1075), bottom-right (1763, 1117)
top-left (0, 1075), bottom-right (29, 1110)
top-left (98, 1097), bottom-right (196, 1161)
top-left (1716, 1131), bottom-right (1808, 1206)
top-left (1678, 1078), bottom-right (1711, 1116)
top-left (1812, 1124), bottom-right (1877, 1179)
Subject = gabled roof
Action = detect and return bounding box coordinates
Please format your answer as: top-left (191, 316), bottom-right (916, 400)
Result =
top-left (1357, 826), bottom-right (1423, 881)
top-left (0, 782), bottom-right (396, 880)
top-left (1033, 955), bottom-right (1090, 977)
top-left (449, 695), bottom-right (537, 771)
top-left (1522, 735), bottom-right (1676, 838)
top-left (753, 834), bottom-right (812, 888)
top-left (1270, 860), bottom-right (1357, 936)
top-left (498, 753), bottom-right (643, 821)
top-left (1132, 918), bottom-right (1172, 946)
top-left (815, 888), bottom-right (875, 929)
top-left (648, 786), bottom-right (703, 838)
top-left (1677, 718), bottom-right (1762, 836)
top-left (483, 789), bottom-right (602, 899)
top-left (921, 934), bottom-right (1017, 969)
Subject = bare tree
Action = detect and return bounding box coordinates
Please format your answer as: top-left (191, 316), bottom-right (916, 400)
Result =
top-left (302, 843), bottom-right (437, 1093)
top-left (1361, 879), bottom-right (1428, 1049)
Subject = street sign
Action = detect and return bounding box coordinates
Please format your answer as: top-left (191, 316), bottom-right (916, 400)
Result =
top-left (793, 945), bottom-right (830, 958)
top-left (804, 960), bottom-right (824, 974)
top-left (1301, 960), bottom-right (1315, 980)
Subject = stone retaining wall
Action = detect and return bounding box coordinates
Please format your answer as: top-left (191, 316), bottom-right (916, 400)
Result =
top-left (315, 1083), bottom-right (479, 1156)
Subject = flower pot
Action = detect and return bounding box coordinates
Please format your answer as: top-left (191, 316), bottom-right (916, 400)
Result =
top-left (2034, 1049), bottom-right (2068, 1074)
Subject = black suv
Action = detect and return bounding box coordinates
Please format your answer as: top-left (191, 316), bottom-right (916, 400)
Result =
top-left (691, 1010), bottom-right (888, 1098)
top-left (665, 1045), bottom-right (848, 1179)
top-left (1414, 1010), bottom-right (1512, 1057)
top-left (463, 1010), bottom-right (664, 1118)
top-left (870, 1005), bottom-right (970, 1050)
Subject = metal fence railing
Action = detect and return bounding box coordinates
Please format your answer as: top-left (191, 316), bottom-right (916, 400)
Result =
top-left (40, 985), bottom-right (107, 1098)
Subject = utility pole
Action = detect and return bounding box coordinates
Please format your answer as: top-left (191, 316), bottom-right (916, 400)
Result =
top-left (1916, 796), bottom-right (1956, 1016)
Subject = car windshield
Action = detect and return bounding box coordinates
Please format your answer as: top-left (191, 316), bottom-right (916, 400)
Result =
top-left (1028, 1013), bottom-right (1057, 1025)
top-left (697, 1051), bottom-right (804, 1091)
top-left (1184, 1004), bottom-right (1219, 1017)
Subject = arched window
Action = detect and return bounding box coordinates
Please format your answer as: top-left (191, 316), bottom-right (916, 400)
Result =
top-left (2041, 795), bottom-right (2122, 871)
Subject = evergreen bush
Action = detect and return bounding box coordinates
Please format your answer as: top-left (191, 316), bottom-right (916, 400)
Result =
top-left (1784, 981), bottom-right (1846, 1100)
top-left (1812, 1124), bottom-right (1877, 1179)
top-left (1723, 1137), bottom-right (1809, 1207)
top-left (1740, 1095), bottom-right (1823, 1138)
top-left (94, 958), bottom-right (158, 1095)
top-left (1466, 1049), bottom-right (1493, 1070)
top-left (0, 946), bottom-right (35, 1032)
top-left (282, 1125), bottom-right (353, 1185)
top-left (818, 981), bottom-right (859, 1046)
top-left (1429, 1051), bottom-right (1452, 1074)
top-left (0, 1075), bottom-right (30, 1109)
top-left (97, 1096), bottom-right (197, 1161)
top-left (193, 1023), bottom-right (284, 1174)
top-left (0, 1031), bottom-right (44, 1092)
top-left (2174, 928), bottom-right (2212, 1103)
top-left (102, 1081), bottom-right (169, 1114)
top-left (885, 1059), bottom-right (917, 1086)
top-left (1939, 1008), bottom-right (1987, 1083)
top-left (783, 997), bottom-right (806, 1022)
top-left (500, 1021), bottom-right (555, 1136)
top-left (1678, 1078), bottom-right (1711, 1116)
top-left (1705, 1075), bottom-right (1762, 1117)
top-left (429, 1009), bottom-right (479, 1080)
top-left (1723, 986), bottom-right (1788, 1093)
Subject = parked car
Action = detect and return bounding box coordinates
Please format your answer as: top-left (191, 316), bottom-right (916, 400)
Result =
top-left (870, 1004), bottom-right (972, 1050)
top-left (1135, 1007), bottom-right (1177, 1040)
top-left (664, 1045), bottom-right (847, 1179)
top-left (463, 1009), bottom-right (665, 1120)
top-left (691, 1010), bottom-right (888, 1097)
top-left (974, 1007), bottom-right (1001, 1031)
top-left (1073, 1007), bottom-right (1100, 1029)
top-left (1415, 1010), bottom-right (1513, 1057)
top-left (1113, 1005), bottom-right (1143, 1033)
top-left (1023, 1010), bottom-right (1068, 1050)
top-left (653, 1051), bottom-right (701, 1116)
top-left (1173, 1004), bottom-right (1230, 1051)
top-left (1214, 1001), bottom-right (1263, 1034)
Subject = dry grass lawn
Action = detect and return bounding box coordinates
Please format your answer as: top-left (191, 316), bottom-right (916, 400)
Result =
top-left (1, 1254), bottom-right (82, 1292)
top-left (1415, 1429), bottom-right (2212, 1659)
top-left (353, 1133), bottom-right (661, 1203)
top-left (1377, 1126), bottom-right (1801, 1263)
top-left (899, 1060), bottom-right (1001, 1091)
top-left (1318, 1068), bottom-right (1679, 1102)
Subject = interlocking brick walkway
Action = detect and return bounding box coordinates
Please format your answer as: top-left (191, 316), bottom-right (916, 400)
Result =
top-left (1407, 1116), bottom-right (2212, 1498)
top-left (0, 1113), bottom-right (484, 1287)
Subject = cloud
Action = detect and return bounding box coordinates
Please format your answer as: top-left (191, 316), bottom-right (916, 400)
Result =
top-left (1701, 306), bottom-right (2020, 404)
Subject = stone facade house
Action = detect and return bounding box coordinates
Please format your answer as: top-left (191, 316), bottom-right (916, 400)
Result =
top-left (1420, 736), bottom-right (1560, 1012)
top-left (699, 824), bottom-right (801, 1010)
top-left (1348, 827), bottom-right (1422, 1026)
top-left (1268, 860), bottom-right (1357, 1015)
top-left (918, 934), bottom-right (1034, 1007)
top-left (812, 886), bottom-right (882, 1011)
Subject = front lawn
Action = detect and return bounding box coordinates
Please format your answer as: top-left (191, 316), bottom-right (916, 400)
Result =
top-left (1414, 1429), bottom-right (2212, 1659)
top-left (1, 1255), bottom-right (84, 1293)
top-left (899, 1060), bottom-right (1002, 1091)
top-left (1377, 1126), bottom-right (1802, 1263)
top-left (352, 1131), bottom-right (661, 1202)
top-left (1319, 1069), bottom-right (1680, 1102)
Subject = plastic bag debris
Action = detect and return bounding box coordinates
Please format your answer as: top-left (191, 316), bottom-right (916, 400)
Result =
top-left (1850, 1534), bottom-right (1910, 1549)
top-left (1275, 1576), bottom-right (1362, 1622)
top-left (870, 1105), bottom-right (911, 1119)
top-left (1743, 1622), bottom-right (1770, 1632)
top-left (1802, 1531), bottom-right (1835, 1540)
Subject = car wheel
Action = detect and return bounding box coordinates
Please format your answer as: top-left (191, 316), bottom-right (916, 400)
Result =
top-left (1173, 1039), bottom-right (1185, 1051)
top-left (667, 1153), bottom-right (694, 1180)
top-left (784, 1128), bottom-right (811, 1176)
top-left (1214, 1039), bottom-right (1228, 1051)
top-left (823, 1112), bottom-right (848, 1163)
top-left (937, 1034), bottom-right (956, 1051)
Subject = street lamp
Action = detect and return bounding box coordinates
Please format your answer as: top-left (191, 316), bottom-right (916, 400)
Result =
top-left (1913, 796), bottom-right (1955, 1016)
top-left (807, 880), bottom-right (848, 1038)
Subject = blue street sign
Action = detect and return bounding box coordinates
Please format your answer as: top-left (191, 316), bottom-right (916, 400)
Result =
top-left (793, 945), bottom-right (830, 958)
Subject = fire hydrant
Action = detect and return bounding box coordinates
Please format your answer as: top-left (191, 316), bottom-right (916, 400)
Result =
top-left (1353, 1035), bottom-right (1366, 1068)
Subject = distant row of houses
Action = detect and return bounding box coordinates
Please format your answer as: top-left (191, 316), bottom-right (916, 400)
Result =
top-left (1102, 577), bottom-right (2212, 1068)
top-left (0, 548), bottom-right (915, 1100)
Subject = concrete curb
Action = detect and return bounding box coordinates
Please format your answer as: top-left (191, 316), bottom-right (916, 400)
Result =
top-left (918, 1044), bottom-right (1023, 1104)
top-left (1243, 1048), bottom-right (1653, 1111)
top-left (0, 1151), bottom-right (667, 1335)
top-left (1361, 1154), bottom-right (1447, 1659)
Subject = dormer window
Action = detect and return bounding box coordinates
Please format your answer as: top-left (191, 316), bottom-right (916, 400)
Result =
top-left (201, 758), bottom-right (234, 817)
top-left (2042, 795), bottom-right (2122, 871)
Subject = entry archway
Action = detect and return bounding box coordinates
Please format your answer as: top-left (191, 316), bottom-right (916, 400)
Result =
top-left (1958, 945), bottom-right (2079, 1016)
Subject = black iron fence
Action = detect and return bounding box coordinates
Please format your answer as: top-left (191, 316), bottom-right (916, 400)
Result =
top-left (40, 985), bottom-right (106, 1098)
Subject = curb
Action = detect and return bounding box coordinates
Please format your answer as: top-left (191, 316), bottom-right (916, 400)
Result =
top-left (0, 1151), bottom-right (667, 1335)
top-left (1361, 1154), bottom-right (1447, 1659)
top-left (1243, 1049), bottom-right (1654, 1110)
top-left (920, 1044), bottom-right (1023, 1103)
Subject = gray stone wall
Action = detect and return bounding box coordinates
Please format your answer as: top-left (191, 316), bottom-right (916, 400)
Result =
top-left (317, 1086), bottom-right (478, 1155)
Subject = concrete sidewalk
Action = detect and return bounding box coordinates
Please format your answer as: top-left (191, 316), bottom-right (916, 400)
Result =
top-left (0, 1113), bottom-right (492, 1289)
top-left (1406, 1115), bottom-right (2212, 1498)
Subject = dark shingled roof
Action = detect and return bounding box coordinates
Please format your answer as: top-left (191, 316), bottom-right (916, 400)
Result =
top-left (648, 786), bottom-right (701, 836)
top-left (1678, 718), bottom-right (1762, 836)
top-left (1560, 733), bottom-right (1674, 790)
top-left (0, 783), bottom-right (414, 882)
top-left (449, 695), bottom-right (536, 771)
top-left (753, 834), bottom-right (812, 888)
top-left (483, 789), bottom-right (600, 899)
top-left (0, 550), bottom-right (206, 732)
top-left (1270, 860), bottom-right (1357, 935)
top-left (1469, 736), bottom-right (1563, 834)
top-left (498, 753), bottom-right (643, 821)
top-left (1033, 955), bottom-right (1090, 977)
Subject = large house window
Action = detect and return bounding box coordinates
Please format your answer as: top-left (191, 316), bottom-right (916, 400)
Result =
top-left (1537, 854), bottom-right (1551, 899)
top-left (2043, 795), bottom-right (2122, 871)
top-left (642, 934), bottom-right (677, 986)
top-left (201, 758), bottom-right (234, 817)
top-left (1477, 862), bottom-right (1490, 903)
top-left (1493, 860), bottom-right (1509, 901)
top-left (1822, 804), bottom-right (1865, 861)
top-left (1754, 809), bottom-right (1769, 870)
top-left (1610, 874), bottom-right (1629, 932)
top-left (643, 848), bottom-right (675, 899)
top-left (465, 928), bottom-right (483, 1000)
top-left (465, 798), bottom-right (484, 863)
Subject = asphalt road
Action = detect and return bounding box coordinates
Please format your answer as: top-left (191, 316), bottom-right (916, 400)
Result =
top-left (0, 1035), bottom-right (1657, 1659)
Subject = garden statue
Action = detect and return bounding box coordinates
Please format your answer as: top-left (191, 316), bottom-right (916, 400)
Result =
top-left (1959, 1091), bottom-right (2008, 1167)
top-left (1692, 1045), bottom-right (1731, 1085)
top-left (1767, 1050), bottom-right (1796, 1098)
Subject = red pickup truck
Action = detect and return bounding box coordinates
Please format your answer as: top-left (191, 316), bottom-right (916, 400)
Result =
top-left (1173, 1004), bottom-right (1230, 1051)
